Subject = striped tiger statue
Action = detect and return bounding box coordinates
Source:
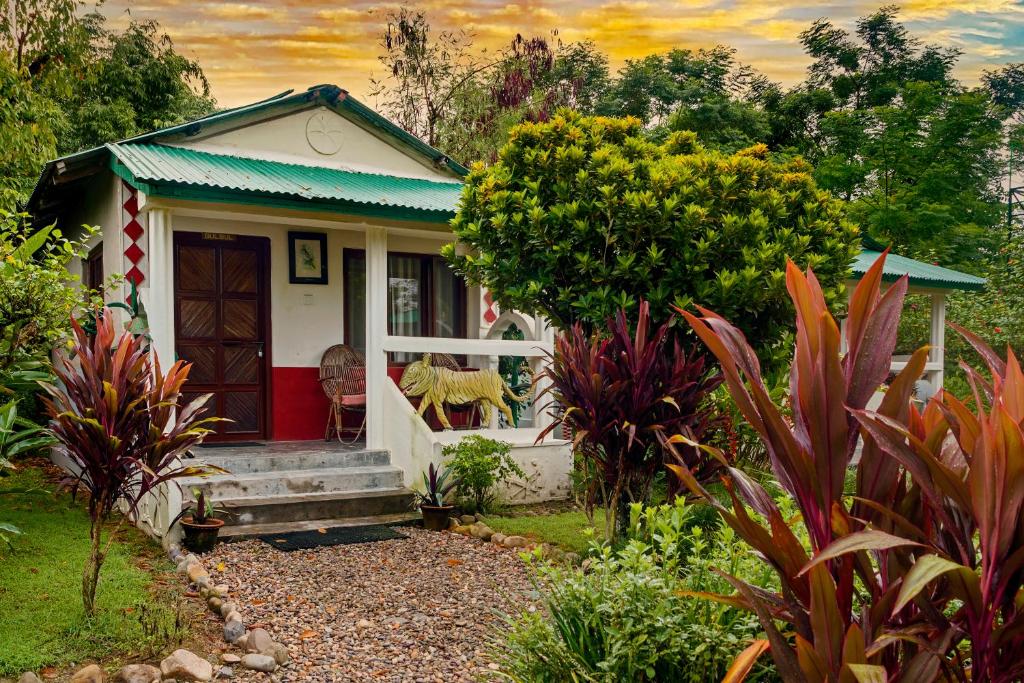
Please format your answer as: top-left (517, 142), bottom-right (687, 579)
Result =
top-left (399, 353), bottom-right (531, 430)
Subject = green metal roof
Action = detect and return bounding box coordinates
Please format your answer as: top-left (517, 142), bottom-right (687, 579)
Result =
top-left (28, 84), bottom-right (467, 226)
top-left (108, 143), bottom-right (464, 222)
top-left (852, 249), bottom-right (985, 292)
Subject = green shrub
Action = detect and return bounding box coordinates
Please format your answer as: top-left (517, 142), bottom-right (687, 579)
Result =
top-left (445, 111), bottom-right (859, 368)
top-left (495, 498), bottom-right (777, 682)
top-left (442, 434), bottom-right (523, 513)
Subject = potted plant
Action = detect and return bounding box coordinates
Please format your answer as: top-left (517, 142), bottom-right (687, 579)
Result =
top-left (178, 488), bottom-right (225, 553)
top-left (415, 463), bottom-right (459, 531)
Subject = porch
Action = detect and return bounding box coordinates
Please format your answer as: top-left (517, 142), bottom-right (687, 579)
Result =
top-left (125, 203), bottom-right (572, 538)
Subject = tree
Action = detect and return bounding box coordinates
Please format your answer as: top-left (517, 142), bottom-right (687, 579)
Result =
top-left (0, 2), bottom-right (215, 209)
top-left (756, 7), bottom-right (1011, 268)
top-left (0, 0), bottom-right (87, 74)
top-left (816, 82), bottom-right (1004, 267)
top-left (42, 310), bottom-right (219, 615)
top-left (598, 46), bottom-right (756, 126)
top-left (54, 18), bottom-right (214, 154)
top-left (370, 7), bottom-right (611, 164)
top-left (0, 55), bottom-right (58, 212)
top-left (800, 6), bottom-right (959, 111)
top-left (444, 112), bottom-right (859, 365)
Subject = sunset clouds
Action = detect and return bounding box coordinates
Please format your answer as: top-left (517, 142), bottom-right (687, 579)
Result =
top-left (101, 0), bottom-right (1024, 106)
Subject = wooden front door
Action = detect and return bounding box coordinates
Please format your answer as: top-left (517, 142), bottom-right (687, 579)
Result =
top-left (174, 232), bottom-right (271, 442)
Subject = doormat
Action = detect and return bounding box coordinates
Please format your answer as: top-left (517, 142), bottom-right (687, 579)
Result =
top-left (258, 524), bottom-right (409, 552)
top-left (196, 442), bottom-right (265, 449)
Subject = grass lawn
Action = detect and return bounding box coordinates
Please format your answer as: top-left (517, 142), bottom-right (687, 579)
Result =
top-left (0, 466), bottom-right (197, 676)
top-left (486, 509), bottom-right (606, 554)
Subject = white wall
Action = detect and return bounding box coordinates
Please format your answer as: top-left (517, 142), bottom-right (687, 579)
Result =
top-left (170, 106), bottom-right (456, 183)
top-left (383, 381), bottom-right (572, 504)
top-left (63, 171), bottom-right (121, 289)
top-left (170, 213), bottom-right (453, 368)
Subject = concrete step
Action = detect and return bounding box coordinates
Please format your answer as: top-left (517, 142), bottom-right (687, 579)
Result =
top-left (220, 512), bottom-right (421, 539)
top-left (180, 465), bottom-right (405, 500)
top-left (214, 488), bottom-right (416, 528)
top-left (187, 447), bottom-right (390, 474)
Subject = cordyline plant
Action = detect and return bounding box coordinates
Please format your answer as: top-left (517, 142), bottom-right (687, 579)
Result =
top-left (669, 251), bottom-right (1024, 682)
top-left (42, 310), bottom-right (221, 616)
top-left (537, 300), bottom-right (722, 543)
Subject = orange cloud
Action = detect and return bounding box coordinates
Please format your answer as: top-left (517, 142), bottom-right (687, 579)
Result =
top-left (97, 0), bottom-right (1024, 108)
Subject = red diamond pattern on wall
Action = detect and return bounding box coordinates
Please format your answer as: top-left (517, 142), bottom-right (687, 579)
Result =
top-left (122, 193), bottom-right (138, 216)
top-left (483, 290), bottom-right (498, 324)
top-left (121, 181), bottom-right (145, 285)
top-left (125, 266), bottom-right (145, 286)
top-left (124, 242), bottom-right (144, 264)
top-left (124, 219), bottom-right (144, 242)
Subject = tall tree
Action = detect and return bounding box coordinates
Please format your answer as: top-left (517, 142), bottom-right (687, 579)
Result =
top-left (55, 18), bottom-right (214, 154)
top-left (0, 55), bottom-right (58, 212)
top-left (764, 7), bottom-right (1014, 269)
top-left (370, 7), bottom-right (610, 164)
top-left (0, 0), bottom-right (87, 74)
top-left (588, 46), bottom-right (775, 154)
top-left (0, 1), bottom-right (215, 210)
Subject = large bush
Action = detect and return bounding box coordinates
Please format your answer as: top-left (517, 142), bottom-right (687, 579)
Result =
top-left (0, 215), bottom-right (95, 375)
top-left (537, 301), bottom-right (721, 543)
top-left (496, 497), bottom-right (777, 682)
top-left (444, 111), bottom-right (859, 364)
top-left (673, 252), bottom-right (1024, 680)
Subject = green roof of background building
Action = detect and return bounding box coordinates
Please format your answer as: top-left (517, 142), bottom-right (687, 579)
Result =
top-left (852, 249), bottom-right (985, 292)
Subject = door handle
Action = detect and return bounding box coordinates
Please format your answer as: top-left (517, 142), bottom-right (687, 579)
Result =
top-left (221, 341), bottom-right (265, 358)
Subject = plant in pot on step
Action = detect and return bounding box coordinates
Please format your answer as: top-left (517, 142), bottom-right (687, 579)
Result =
top-left (176, 488), bottom-right (227, 553)
top-left (415, 463), bottom-right (460, 531)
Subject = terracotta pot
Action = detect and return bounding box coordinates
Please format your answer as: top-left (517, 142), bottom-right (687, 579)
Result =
top-left (420, 504), bottom-right (455, 532)
top-left (180, 516), bottom-right (225, 553)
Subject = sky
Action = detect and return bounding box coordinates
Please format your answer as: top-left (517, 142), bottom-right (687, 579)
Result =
top-left (102, 0), bottom-right (1024, 108)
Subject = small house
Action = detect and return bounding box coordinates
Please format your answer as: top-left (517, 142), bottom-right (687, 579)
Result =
top-left (29, 85), bottom-right (571, 538)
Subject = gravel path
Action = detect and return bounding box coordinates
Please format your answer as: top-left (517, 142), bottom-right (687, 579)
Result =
top-left (204, 527), bottom-right (538, 682)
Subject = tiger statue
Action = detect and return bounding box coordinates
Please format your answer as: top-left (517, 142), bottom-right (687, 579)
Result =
top-left (399, 353), bottom-right (531, 430)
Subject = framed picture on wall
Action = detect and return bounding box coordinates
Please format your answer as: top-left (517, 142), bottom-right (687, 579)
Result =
top-left (288, 232), bottom-right (328, 284)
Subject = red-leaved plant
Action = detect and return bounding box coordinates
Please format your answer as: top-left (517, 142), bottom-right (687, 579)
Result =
top-left (42, 310), bottom-right (221, 615)
top-left (537, 300), bottom-right (722, 542)
top-left (669, 252), bottom-right (1024, 681)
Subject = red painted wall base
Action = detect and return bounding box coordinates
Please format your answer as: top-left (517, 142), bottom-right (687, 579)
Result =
top-left (270, 367), bottom-right (331, 441)
top-left (270, 366), bottom-right (480, 441)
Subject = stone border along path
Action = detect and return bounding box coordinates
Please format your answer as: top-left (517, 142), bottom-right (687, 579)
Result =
top-left (198, 517), bottom-right (567, 682)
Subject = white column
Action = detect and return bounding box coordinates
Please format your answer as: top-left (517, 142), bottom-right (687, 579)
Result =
top-left (146, 208), bottom-right (175, 368)
top-left (532, 314), bottom-right (555, 433)
top-left (365, 226), bottom-right (388, 449)
top-left (930, 293), bottom-right (947, 388)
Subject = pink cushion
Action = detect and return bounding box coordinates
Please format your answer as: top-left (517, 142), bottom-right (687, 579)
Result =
top-left (339, 393), bottom-right (366, 407)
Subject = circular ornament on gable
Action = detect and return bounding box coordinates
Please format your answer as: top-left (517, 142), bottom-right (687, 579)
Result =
top-left (306, 112), bottom-right (344, 155)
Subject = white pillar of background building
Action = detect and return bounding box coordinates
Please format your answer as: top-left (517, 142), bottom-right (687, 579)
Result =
top-left (929, 293), bottom-right (947, 389)
top-left (145, 207), bottom-right (175, 367)
top-left (364, 226), bottom-right (389, 449)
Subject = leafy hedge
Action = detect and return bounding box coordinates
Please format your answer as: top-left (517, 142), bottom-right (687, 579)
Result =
top-left (445, 111), bottom-right (859, 364)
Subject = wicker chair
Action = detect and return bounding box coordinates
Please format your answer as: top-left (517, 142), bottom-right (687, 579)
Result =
top-left (320, 344), bottom-right (367, 443)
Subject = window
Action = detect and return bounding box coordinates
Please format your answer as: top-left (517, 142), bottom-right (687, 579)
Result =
top-left (343, 250), bottom-right (467, 361)
top-left (84, 244), bottom-right (103, 292)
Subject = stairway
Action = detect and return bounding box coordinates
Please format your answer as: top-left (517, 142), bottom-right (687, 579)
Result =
top-left (179, 441), bottom-right (416, 537)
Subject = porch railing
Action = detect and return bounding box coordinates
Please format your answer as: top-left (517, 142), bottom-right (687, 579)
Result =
top-left (377, 334), bottom-right (554, 436)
